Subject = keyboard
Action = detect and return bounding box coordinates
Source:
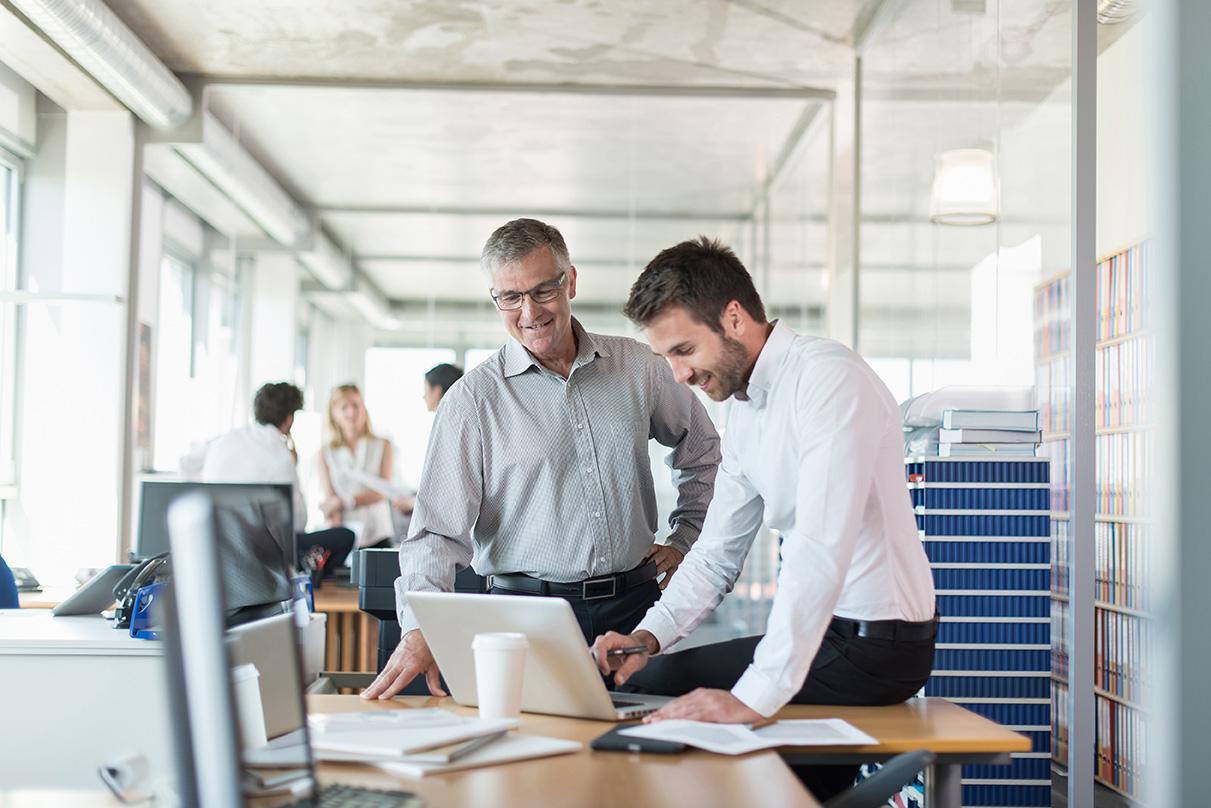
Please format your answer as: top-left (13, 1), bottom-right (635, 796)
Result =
top-left (291, 784), bottom-right (424, 807)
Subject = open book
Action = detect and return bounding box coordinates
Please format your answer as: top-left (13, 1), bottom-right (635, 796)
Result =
top-left (618, 719), bottom-right (877, 756)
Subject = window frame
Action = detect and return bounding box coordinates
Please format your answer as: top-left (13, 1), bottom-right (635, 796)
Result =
top-left (0, 146), bottom-right (25, 499)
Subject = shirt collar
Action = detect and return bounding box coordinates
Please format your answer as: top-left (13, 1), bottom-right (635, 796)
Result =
top-left (502, 317), bottom-right (608, 378)
top-left (740, 319), bottom-right (793, 408)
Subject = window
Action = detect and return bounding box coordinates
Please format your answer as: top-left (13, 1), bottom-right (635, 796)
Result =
top-left (0, 152), bottom-right (20, 547)
top-left (363, 347), bottom-right (457, 489)
top-left (152, 253), bottom-right (196, 471)
top-left (151, 251), bottom-right (244, 472)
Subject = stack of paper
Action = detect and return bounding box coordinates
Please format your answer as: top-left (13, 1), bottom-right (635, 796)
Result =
top-left (376, 734), bottom-right (582, 778)
top-left (618, 719), bottom-right (876, 756)
top-left (307, 708), bottom-right (518, 761)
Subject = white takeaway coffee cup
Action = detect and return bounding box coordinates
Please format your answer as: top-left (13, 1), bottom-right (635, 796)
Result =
top-left (471, 632), bottom-right (529, 720)
top-left (230, 662), bottom-right (268, 749)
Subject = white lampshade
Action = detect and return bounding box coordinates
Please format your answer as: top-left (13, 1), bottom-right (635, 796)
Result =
top-left (929, 148), bottom-right (1000, 226)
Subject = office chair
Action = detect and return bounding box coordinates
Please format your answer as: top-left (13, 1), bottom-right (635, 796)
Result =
top-left (822, 749), bottom-right (934, 808)
top-left (0, 554), bottom-right (18, 609)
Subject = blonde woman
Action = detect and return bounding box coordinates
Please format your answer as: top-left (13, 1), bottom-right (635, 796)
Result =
top-left (316, 384), bottom-right (396, 549)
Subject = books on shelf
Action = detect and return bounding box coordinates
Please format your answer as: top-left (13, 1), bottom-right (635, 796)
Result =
top-left (909, 456), bottom-right (1050, 808)
top-left (1094, 607), bottom-right (1149, 704)
top-left (1035, 239), bottom-right (1153, 801)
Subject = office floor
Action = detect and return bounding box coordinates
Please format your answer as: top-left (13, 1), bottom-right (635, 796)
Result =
top-left (1051, 770), bottom-right (1134, 808)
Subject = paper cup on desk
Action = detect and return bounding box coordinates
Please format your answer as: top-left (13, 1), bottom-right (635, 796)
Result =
top-left (230, 662), bottom-right (268, 749)
top-left (472, 632), bottom-right (528, 720)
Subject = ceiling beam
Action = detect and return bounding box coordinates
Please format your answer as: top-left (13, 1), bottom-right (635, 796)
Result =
top-left (186, 74), bottom-right (836, 101)
top-left (318, 204), bottom-right (748, 222)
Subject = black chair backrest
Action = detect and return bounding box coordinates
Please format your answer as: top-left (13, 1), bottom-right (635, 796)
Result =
top-left (823, 749), bottom-right (935, 808)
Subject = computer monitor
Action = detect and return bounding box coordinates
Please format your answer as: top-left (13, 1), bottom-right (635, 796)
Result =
top-left (162, 491), bottom-right (418, 807)
top-left (136, 480), bottom-right (294, 560)
top-left (138, 481), bottom-right (296, 619)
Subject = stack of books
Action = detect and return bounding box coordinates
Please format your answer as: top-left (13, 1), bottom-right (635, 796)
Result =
top-left (907, 408), bottom-right (1042, 457)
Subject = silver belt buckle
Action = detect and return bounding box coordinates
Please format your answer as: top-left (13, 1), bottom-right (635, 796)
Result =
top-left (582, 576), bottom-right (617, 600)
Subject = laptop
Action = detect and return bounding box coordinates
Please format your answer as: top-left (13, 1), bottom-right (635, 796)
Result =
top-left (51, 564), bottom-right (132, 616)
top-left (408, 591), bottom-right (671, 721)
top-left (162, 490), bottom-right (421, 807)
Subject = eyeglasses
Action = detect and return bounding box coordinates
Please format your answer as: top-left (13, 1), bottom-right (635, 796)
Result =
top-left (490, 272), bottom-right (568, 311)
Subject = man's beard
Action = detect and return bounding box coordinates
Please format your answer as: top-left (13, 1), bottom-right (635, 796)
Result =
top-left (707, 336), bottom-right (750, 400)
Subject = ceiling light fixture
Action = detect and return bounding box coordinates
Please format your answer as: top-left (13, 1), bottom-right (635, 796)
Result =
top-left (9, 0), bottom-right (191, 129)
top-left (1097, 0), bottom-right (1139, 24)
top-left (929, 148), bottom-right (1000, 226)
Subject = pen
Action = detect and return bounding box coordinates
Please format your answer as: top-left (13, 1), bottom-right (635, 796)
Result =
top-left (605, 645), bottom-right (650, 658)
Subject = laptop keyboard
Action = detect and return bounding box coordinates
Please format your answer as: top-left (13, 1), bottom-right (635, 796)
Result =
top-left (290, 784), bottom-right (424, 807)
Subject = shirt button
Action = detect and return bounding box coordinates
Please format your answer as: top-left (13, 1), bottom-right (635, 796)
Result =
top-left (575, 423), bottom-right (583, 429)
top-left (593, 511), bottom-right (601, 518)
top-left (585, 467), bottom-right (593, 474)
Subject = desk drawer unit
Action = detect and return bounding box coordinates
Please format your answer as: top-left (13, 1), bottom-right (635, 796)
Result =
top-left (908, 457), bottom-right (1052, 808)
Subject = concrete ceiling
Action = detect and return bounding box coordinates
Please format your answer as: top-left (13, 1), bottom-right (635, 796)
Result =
top-left (104, 0), bottom-right (871, 89)
top-left (99, 0), bottom-right (1092, 349)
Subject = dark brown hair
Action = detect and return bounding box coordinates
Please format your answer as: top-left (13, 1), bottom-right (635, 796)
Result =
top-left (624, 237), bottom-right (766, 333)
top-left (253, 382), bottom-right (303, 428)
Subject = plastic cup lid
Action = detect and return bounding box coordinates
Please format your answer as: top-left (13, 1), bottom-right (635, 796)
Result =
top-left (471, 632), bottom-right (529, 650)
top-left (230, 662), bottom-right (260, 682)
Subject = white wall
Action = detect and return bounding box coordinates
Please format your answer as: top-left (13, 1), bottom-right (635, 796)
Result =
top-left (0, 61), bottom-right (35, 148)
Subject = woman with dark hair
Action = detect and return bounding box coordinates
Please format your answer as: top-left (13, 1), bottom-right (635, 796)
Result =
top-left (422, 363), bottom-right (464, 412)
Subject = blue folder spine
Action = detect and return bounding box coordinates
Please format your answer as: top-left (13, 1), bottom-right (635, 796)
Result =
top-left (909, 457), bottom-right (1051, 808)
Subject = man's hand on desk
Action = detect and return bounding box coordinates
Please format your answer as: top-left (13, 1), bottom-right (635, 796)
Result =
top-left (645, 544), bottom-right (684, 590)
top-left (591, 630), bottom-right (660, 684)
top-left (644, 688), bottom-right (764, 725)
top-left (360, 629), bottom-right (446, 700)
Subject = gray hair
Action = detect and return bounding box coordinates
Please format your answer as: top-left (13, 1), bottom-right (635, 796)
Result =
top-left (480, 218), bottom-right (572, 280)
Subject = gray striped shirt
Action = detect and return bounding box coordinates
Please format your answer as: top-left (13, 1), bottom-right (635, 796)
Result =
top-left (395, 319), bottom-right (721, 633)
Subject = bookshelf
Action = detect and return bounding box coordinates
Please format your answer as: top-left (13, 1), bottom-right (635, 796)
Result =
top-left (1034, 241), bottom-right (1152, 801)
top-left (909, 456), bottom-right (1052, 808)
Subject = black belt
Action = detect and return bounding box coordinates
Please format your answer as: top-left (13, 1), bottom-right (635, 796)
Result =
top-left (488, 561), bottom-right (658, 601)
top-left (829, 613), bottom-right (939, 642)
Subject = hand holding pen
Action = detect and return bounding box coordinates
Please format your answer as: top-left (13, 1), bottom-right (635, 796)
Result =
top-left (591, 631), bottom-right (659, 685)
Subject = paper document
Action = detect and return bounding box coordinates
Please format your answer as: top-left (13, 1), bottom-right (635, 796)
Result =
top-left (308, 708), bottom-right (518, 758)
top-left (348, 469), bottom-right (412, 500)
top-left (376, 733), bottom-right (581, 778)
top-left (619, 718), bottom-right (876, 755)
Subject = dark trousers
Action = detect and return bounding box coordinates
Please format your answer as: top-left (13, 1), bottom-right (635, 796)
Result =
top-left (625, 622), bottom-right (936, 802)
top-left (296, 527), bottom-right (355, 577)
top-left (489, 578), bottom-right (661, 645)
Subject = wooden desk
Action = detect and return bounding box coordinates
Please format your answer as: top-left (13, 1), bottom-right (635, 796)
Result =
top-left (313, 585), bottom-right (379, 676)
top-left (775, 700), bottom-right (1033, 807)
top-left (0, 696), bottom-right (1028, 807)
top-left (306, 694), bottom-right (820, 808)
top-left (16, 587), bottom-right (74, 609)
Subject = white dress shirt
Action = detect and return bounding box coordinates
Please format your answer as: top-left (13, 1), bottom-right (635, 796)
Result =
top-left (635, 321), bottom-right (936, 717)
top-left (201, 422), bottom-right (307, 531)
top-left (321, 436), bottom-right (393, 547)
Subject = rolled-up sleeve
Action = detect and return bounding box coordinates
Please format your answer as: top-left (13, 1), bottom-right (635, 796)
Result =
top-left (394, 394), bottom-right (481, 634)
top-left (647, 355), bottom-right (721, 555)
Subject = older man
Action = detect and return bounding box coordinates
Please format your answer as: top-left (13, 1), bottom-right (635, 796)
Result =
top-left (363, 218), bottom-right (720, 700)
